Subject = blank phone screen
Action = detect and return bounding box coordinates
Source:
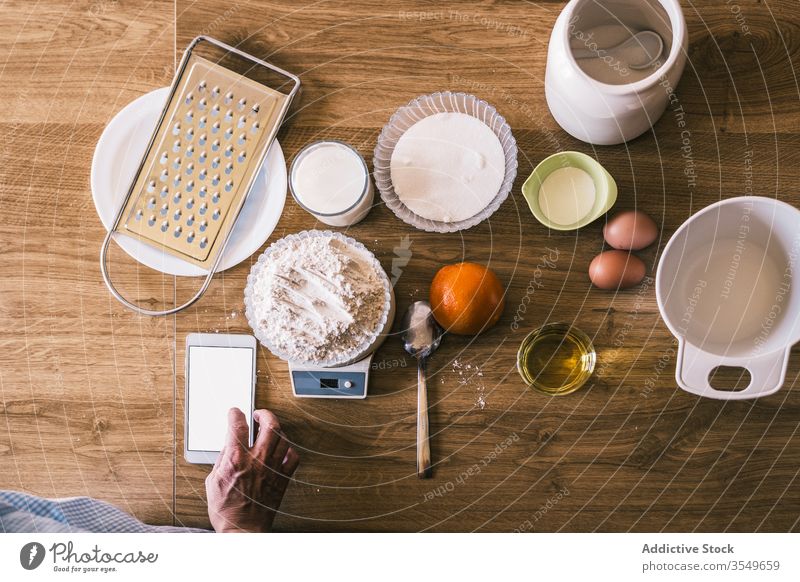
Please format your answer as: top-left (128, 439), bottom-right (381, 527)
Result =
top-left (187, 345), bottom-right (254, 452)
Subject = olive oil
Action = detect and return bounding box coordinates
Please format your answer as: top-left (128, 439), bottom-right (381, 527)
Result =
top-left (517, 323), bottom-right (596, 395)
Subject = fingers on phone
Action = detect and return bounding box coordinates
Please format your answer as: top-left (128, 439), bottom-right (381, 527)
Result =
top-left (253, 409), bottom-right (281, 459)
top-left (253, 409), bottom-right (280, 428)
top-left (225, 407), bottom-right (249, 452)
top-left (282, 447), bottom-right (300, 476)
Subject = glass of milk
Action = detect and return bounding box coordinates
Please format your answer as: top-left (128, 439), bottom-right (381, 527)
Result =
top-left (289, 140), bottom-right (374, 227)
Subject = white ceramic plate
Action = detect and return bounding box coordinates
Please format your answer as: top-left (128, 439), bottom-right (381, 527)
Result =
top-left (91, 87), bottom-right (287, 277)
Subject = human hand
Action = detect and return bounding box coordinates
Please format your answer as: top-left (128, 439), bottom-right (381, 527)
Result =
top-left (205, 408), bottom-right (300, 533)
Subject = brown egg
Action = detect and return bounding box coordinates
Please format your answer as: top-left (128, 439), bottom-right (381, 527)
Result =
top-left (589, 250), bottom-right (646, 289)
top-left (603, 210), bottom-right (658, 251)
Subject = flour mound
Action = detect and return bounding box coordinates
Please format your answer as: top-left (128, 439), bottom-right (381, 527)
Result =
top-left (250, 235), bottom-right (386, 363)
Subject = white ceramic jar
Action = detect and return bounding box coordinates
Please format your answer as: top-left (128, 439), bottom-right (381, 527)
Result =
top-left (545, 0), bottom-right (688, 145)
top-left (289, 140), bottom-right (374, 227)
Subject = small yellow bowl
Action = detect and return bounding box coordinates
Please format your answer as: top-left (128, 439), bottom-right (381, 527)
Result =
top-left (521, 151), bottom-right (617, 231)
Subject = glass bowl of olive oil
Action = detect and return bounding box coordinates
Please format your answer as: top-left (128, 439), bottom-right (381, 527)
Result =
top-left (517, 323), bottom-right (596, 395)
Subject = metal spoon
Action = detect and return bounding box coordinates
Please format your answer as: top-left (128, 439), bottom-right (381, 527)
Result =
top-left (401, 301), bottom-right (444, 479)
top-left (573, 30), bottom-right (664, 70)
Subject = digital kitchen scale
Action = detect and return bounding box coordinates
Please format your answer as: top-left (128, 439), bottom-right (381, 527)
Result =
top-left (243, 232), bottom-right (396, 401)
top-left (289, 355), bottom-right (373, 399)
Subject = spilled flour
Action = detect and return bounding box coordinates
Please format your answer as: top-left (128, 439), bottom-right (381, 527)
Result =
top-left (451, 359), bottom-right (486, 410)
top-left (249, 235), bottom-right (385, 363)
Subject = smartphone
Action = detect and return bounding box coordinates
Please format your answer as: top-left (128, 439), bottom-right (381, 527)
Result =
top-left (184, 333), bottom-right (256, 464)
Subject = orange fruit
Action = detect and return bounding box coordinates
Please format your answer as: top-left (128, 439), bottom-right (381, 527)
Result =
top-left (430, 262), bottom-right (505, 335)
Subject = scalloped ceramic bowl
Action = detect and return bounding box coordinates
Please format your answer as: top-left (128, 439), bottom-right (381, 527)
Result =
top-left (373, 91), bottom-right (518, 233)
top-left (522, 151), bottom-right (617, 231)
top-left (244, 230), bottom-right (395, 367)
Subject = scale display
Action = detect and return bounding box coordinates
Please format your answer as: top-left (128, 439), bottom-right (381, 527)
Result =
top-left (289, 356), bottom-right (372, 399)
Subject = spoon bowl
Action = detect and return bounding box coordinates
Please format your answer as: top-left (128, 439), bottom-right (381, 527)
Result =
top-left (401, 301), bottom-right (443, 359)
top-left (573, 30), bottom-right (664, 71)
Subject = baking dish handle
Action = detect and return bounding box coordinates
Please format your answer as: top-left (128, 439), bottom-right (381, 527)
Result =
top-left (100, 229), bottom-right (215, 316)
top-left (676, 341), bottom-right (789, 400)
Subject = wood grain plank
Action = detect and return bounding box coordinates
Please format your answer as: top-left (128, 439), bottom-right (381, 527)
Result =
top-left (0, 0), bottom-right (177, 525)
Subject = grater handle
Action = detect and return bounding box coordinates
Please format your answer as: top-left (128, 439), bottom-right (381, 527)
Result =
top-left (100, 229), bottom-right (216, 316)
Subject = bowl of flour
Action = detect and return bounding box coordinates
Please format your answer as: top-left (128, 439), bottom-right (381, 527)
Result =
top-left (244, 230), bottom-right (394, 367)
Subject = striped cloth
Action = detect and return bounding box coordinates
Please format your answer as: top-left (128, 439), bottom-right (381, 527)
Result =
top-left (0, 490), bottom-right (209, 533)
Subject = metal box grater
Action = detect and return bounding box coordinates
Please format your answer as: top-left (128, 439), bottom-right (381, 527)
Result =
top-left (101, 37), bottom-right (300, 316)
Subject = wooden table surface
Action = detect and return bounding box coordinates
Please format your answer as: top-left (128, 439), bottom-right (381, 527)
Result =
top-left (2, 0), bottom-right (799, 532)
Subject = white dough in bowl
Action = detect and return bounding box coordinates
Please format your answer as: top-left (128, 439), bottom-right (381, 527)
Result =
top-left (389, 112), bottom-right (506, 223)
